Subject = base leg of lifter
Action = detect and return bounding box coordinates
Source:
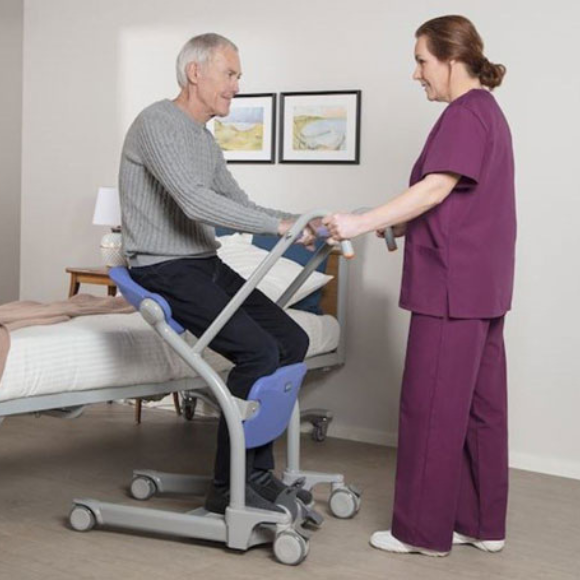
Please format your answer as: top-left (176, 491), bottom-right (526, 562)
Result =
top-left (70, 497), bottom-right (291, 549)
top-left (283, 402), bottom-right (361, 519)
top-left (70, 498), bottom-right (227, 541)
top-left (284, 402), bottom-right (346, 489)
top-left (131, 470), bottom-right (211, 499)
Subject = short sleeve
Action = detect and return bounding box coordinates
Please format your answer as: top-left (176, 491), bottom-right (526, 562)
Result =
top-left (421, 106), bottom-right (487, 185)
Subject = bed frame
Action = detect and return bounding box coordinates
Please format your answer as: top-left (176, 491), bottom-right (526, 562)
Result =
top-left (0, 248), bottom-right (348, 433)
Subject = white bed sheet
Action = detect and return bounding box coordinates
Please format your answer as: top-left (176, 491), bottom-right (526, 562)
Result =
top-left (0, 310), bottom-right (340, 403)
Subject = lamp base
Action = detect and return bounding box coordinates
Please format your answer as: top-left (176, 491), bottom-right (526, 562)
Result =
top-left (100, 231), bottom-right (126, 267)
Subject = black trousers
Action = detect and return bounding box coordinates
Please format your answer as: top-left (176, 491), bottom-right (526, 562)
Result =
top-left (131, 257), bottom-right (310, 484)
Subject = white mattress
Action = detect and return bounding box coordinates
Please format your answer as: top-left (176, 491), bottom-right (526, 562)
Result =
top-left (0, 310), bottom-right (340, 403)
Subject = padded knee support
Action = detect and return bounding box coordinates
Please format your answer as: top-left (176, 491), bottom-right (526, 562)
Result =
top-left (243, 363), bottom-right (307, 449)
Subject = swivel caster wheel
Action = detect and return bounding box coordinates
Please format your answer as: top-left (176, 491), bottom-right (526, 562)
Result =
top-left (183, 397), bottom-right (197, 421)
top-left (130, 476), bottom-right (157, 500)
top-left (69, 505), bottom-right (96, 532)
top-left (329, 486), bottom-right (361, 519)
top-left (273, 530), bottom-right (309, 566)
top-left (311, 418), bottom-right (329, 442)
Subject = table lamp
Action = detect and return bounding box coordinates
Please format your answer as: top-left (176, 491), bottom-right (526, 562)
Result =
top-left (92, 186), bottom-right (126, 267)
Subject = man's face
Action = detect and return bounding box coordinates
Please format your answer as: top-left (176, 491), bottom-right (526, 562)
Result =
top-left (194, 46), bottom-right (241, 118)
top-left (412, 35), bottom-right (451, 103)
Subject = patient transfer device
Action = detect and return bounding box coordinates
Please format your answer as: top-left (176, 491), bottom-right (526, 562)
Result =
top-left (69, 211), bottom-right (381, 566)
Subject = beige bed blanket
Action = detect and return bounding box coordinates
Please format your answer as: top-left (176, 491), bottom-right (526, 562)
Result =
top-left (0, 294), bottom-right (134, 383)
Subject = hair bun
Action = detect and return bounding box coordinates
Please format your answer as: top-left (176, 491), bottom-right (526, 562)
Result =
top-left (479, 57), bottom-right (506, 90)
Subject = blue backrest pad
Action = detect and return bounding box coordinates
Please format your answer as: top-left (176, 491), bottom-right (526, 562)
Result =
top-left (109, 267), bottom-right (185, 334)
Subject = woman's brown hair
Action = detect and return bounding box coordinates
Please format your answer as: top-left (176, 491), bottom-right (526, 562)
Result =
top-left (416, 15), bottom-right (506, 90)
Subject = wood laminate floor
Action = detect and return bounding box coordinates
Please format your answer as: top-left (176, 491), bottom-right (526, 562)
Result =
top-left (0, 403), bottom-right (578, 579)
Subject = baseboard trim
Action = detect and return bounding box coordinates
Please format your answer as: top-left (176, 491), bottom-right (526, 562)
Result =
top-left (509, 452), bottom-right (580, 481)
top-left (325, 424), bottom-right (580, 481)
top-left (142, 405), bottom-right (580, 481)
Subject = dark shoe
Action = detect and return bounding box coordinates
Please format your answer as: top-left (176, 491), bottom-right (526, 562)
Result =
top-left (249, 470), bottom-right (314, 507)
top-left (204, 482), bottom-right (286, 515)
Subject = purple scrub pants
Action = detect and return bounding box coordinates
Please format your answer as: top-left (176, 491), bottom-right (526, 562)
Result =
top-left (391, 313), bottom-right (508, 552)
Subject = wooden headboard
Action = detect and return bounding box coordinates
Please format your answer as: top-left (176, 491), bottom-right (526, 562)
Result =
top-left (320, 251), bottom-right (340, 318)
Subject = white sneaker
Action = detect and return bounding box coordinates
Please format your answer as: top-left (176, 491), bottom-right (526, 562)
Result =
top-left (370, 530), bottom-right (449, 557)
top-left (453, 532), bottom-right (505, 552)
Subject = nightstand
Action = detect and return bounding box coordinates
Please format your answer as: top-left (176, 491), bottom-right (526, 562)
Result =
top-left (66, 266), bottom-right (117, 298)
top-left (65, 266), bottom-right (181, 423)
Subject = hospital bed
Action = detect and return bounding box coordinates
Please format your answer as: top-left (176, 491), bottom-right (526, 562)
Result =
top-left (0, 235), bottom-right (348, 436)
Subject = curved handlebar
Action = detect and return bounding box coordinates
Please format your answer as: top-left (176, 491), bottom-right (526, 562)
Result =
top-left (313, 213), bottom-right (398, 255)
top-left (286, 211), bottom-right (355, 259)
top-left (191, 209), bottom-right (351, 354)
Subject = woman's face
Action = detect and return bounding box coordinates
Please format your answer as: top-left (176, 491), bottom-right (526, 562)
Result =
top-left (413, 35), bottom-right (451, 103)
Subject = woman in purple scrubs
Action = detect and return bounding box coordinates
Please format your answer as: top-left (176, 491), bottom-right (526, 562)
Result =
top-left (324, 15), bottom-right (516, 556)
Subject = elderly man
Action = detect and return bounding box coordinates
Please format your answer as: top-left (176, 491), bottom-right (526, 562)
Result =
top-left (119, 33), bottom-right (314, 514)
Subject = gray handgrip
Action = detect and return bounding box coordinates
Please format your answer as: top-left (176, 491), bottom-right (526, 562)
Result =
top-left (340, 240), bottom-right (355, 259)
top-left (384, 227), bottom-right (398, 252)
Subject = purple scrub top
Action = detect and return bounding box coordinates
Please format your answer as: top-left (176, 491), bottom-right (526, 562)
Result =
top-left (399, 89), bottom-right (516, 319)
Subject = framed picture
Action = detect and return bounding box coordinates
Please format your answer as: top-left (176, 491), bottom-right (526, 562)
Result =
top-left (206, 93), bottom-right (276, 163)
top-left (279, 90), bottom-right (361, 164)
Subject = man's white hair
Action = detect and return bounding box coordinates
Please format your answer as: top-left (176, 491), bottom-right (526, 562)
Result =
top-left (176, 33), bottom-right (238, 88)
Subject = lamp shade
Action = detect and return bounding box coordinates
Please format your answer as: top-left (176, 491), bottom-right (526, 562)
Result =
top-left (93, 187), bottom-right (121, 227)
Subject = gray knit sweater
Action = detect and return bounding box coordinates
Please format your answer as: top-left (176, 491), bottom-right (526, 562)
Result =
top-left (119, 99), bottom-right (292, 267)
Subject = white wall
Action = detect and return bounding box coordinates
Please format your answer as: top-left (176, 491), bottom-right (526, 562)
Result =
top-left (0, 0), bottom-right (23, 304)
top-left (20, 0), bottom-right (580, 479)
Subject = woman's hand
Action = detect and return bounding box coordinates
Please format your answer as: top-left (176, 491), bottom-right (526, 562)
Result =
top-left (376, 223), bottom-right (407, 238)
top-left (322, 213), bottom-right (366, 241)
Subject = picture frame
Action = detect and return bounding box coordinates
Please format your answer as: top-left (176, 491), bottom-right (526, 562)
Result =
top-left (206, 93), bottom-right (276, 163)
top-left (279, 90), bottom-right (361, 164)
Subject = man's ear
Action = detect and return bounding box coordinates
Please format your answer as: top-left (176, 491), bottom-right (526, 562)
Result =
top-left (186, 61), bottom-right (200, 85)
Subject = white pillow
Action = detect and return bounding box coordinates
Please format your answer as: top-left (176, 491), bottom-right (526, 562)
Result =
top-left (216, 232), bottom-right (253, 245)
top-left (217, 235), bottom-right (333, 308)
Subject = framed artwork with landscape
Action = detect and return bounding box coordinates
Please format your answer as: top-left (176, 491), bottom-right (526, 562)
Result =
top-left (279, 90), bottom-right (361, 164)
top-left (207, 93), bottom-right (276, 163)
